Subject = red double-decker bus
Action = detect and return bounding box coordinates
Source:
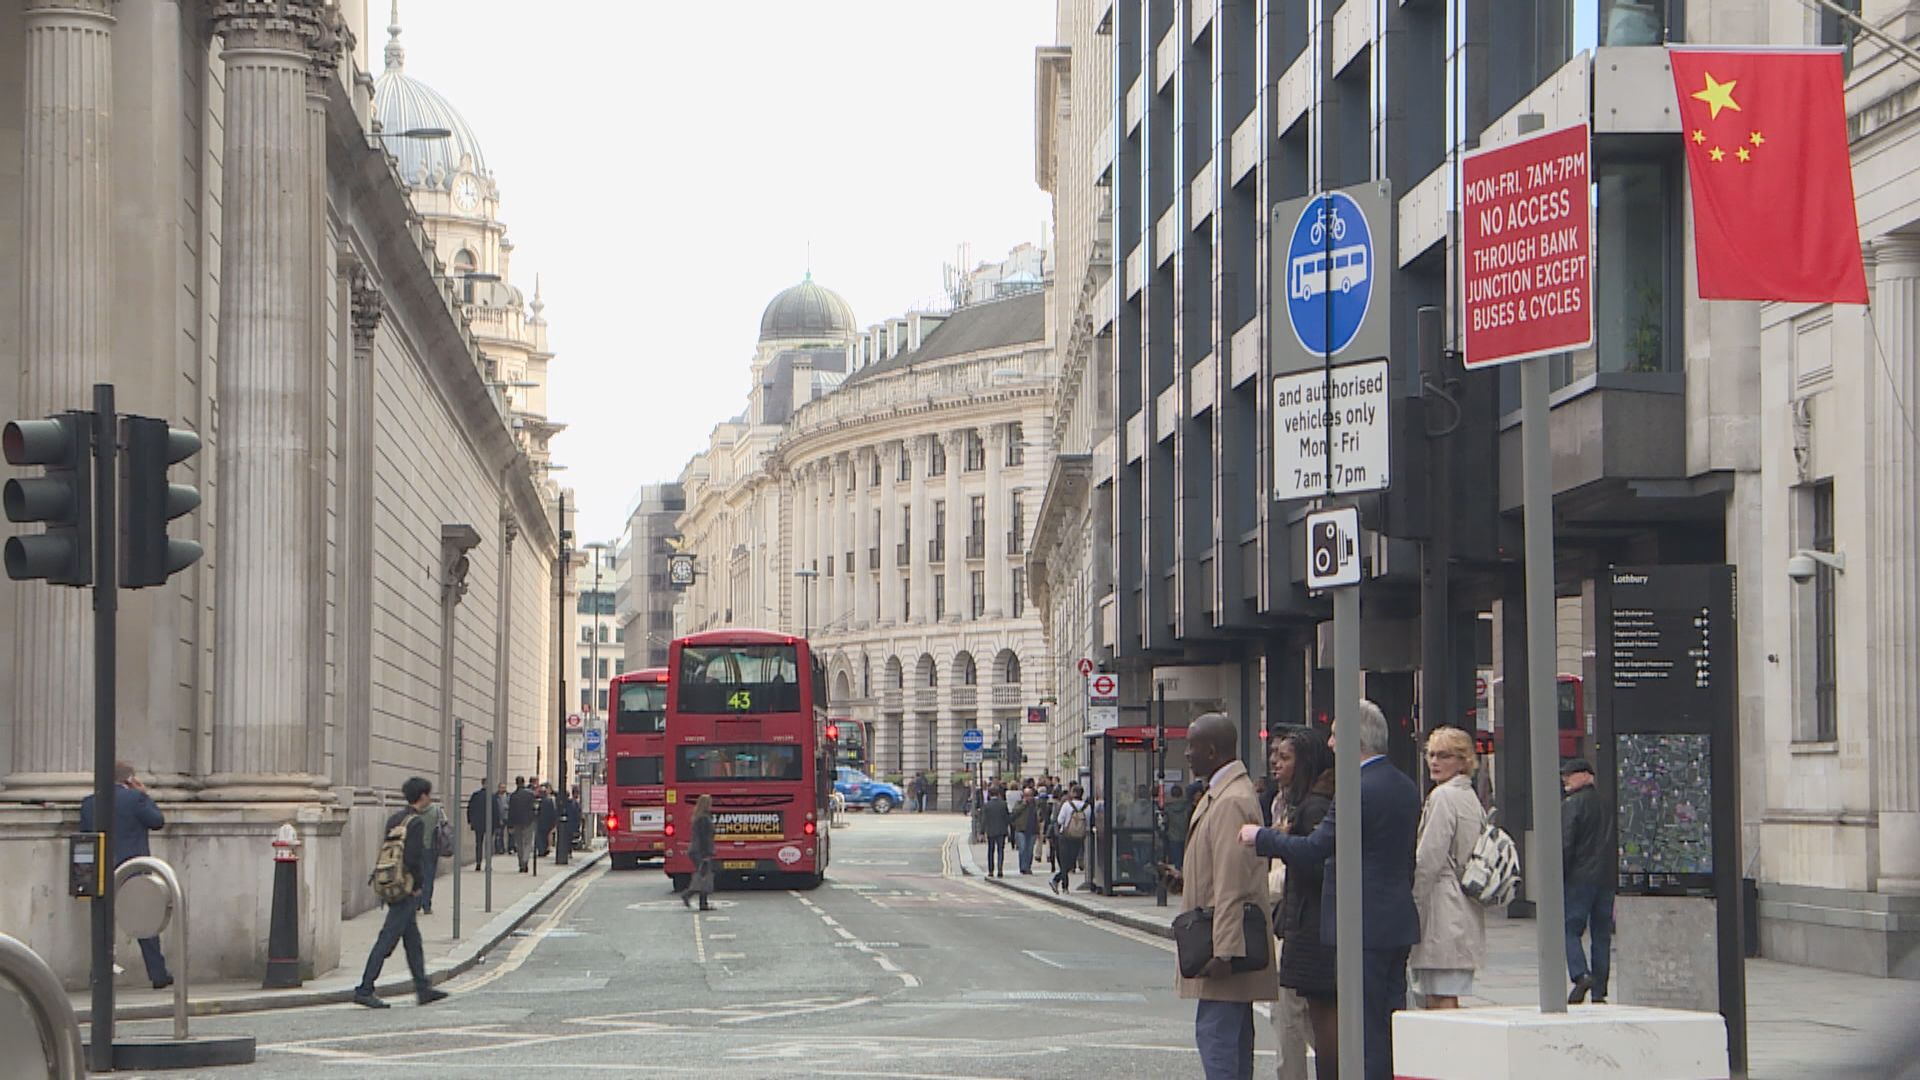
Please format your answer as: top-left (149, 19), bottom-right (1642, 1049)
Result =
top-left (605, 667), bottom-right (669, 870)
top-left (663, 629), bottom-right (833, 890)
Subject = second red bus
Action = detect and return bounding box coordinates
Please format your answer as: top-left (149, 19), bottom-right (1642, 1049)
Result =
top-left (605, 667), bottom-right (669, 870)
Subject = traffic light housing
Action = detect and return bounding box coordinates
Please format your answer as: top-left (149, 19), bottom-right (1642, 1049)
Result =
top-left (3, 413), bottom-right (93, 585)
top-left (119, 417), bottom-right (202, 588)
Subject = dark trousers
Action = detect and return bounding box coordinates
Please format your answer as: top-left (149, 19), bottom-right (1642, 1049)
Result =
top-left (1015, 830), bottom-right (1035, 873)
top-left (986, 835), bottom-right (1007, 874)
top-left (473, 829), bottom-right (487, 870)
top-left (357, 895), bottom-right (428, 996)
top-left (1052, 837), bottom-right (1084, 888)
top-left (1194, 999), bottom-right (1256, 1080)
top-left (1566, 882), bottom-right (1616, 998)
top-left (1361, 946), bottom-right (1410, 1080)
top-left (137, 935), bottom-right (171, 985)
top-left (512, 824), bottom-right (534, 869)
top-left (419, 855), bottom-right (438, 912)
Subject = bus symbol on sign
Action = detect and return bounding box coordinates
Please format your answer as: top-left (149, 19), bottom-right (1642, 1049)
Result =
top-left (962, 729), bottom-right (985, 753)
top-left (1284, 191), bottom-right (1376, 359)
top-left (583, 728), bottom-right (603, 753)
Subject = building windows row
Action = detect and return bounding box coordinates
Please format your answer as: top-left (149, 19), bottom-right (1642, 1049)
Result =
top-left (579, 687), bottom-right (609, 712)
top-left (579, 657), bottom-right (624, 680)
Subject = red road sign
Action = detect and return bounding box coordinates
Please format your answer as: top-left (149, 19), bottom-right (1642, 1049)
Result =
top-left (1461, 123), bottom-right (1593, 369)
top-left (1090, 674), bottom-right (1118, 699)
top-left (1077, 658), bottom-right (1095, 676)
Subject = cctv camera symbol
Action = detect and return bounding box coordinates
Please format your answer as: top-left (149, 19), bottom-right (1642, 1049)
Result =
top-left (1311, 520), bottom-right (1354, 578)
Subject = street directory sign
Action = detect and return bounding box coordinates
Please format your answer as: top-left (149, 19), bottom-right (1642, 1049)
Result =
top-left (1461, 123), bottom-right (1594, 368)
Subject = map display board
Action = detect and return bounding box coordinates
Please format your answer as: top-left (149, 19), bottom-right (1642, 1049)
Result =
top-left (1616, 732), bottom-right (1714, 894)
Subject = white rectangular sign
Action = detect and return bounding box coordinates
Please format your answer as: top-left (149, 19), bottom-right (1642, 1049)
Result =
top-left (963, 750), bottom-right (983, 765)
top-left (1086, 705), bottom-right (1120, 734)
top-left (1272, 358), bottom-right (1391, 500)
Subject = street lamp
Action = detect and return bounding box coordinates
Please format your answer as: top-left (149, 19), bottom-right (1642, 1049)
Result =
top-left (794, 567), bottom-right (819, 639)
top-left (374, 126), bottom-right (453, 141)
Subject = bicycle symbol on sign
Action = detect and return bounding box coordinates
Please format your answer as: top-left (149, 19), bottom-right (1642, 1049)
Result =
top-left (1309, 204), bottom-right (1348, 246)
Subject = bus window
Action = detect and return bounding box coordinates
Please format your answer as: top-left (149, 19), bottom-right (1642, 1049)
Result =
top-left (613, 755), bottom-right (663, 787)
top-left (677, 644), bottom-right (802, 714)
top-left (615, 679), bottom-right (666, 735)
top-left (675, 743), bottom-right (804, 782)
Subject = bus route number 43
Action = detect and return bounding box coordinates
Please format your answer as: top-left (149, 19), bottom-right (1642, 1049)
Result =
top-left (727, 690), bottom-right (753, 711)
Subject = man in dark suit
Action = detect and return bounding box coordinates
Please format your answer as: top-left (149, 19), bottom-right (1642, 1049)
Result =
top-left (1243, 700), bottom-right (1420, 1080)
top-left (466, 784), bottom-right (491, 871)
top-left (536, 783), bottom-right (559, 858)
top-left (507, 778), bottom-right (537, 871)
top-left (78, 761), bottom-right (172, 989)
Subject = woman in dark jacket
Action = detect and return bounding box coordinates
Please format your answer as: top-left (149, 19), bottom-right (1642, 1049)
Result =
top-left (1270, 728), bottom-right (1337, 1080)
top-left (682, 794), bottom-right (716, 911)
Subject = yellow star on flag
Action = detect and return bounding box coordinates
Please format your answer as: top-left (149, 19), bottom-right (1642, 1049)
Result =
top-left (1709, 146), bottom-right (1726, 162)
top-left (1749, 131), bottom-right (1765, 146)
top-left (1736, 147), bottom-right (1752, 162)
top-left (1692, 73), bottom-right (1742, 119)
top-left (1692, 130), bottom-right (1707, 144)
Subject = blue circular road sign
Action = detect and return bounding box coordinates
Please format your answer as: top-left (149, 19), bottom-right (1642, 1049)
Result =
top-left (1284, 191), bottom-right (1376, 358)
top-left (961, 729), bottom-right (984, 753)
top-left (583, 727), bottom-right (602, 753)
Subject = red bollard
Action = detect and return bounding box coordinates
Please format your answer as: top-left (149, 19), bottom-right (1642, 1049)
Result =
top-left (263, 824), bottom-right (301, 988)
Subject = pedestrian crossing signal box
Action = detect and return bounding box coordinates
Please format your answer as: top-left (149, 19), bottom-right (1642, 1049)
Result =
top-left (69, 832), bottom-right (104, 898)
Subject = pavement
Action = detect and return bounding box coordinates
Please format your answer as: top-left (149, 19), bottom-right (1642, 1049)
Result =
top-left (960, 834), bottom-right (1916, 1080)
top-left (78, 844), bottom-right (605, 1023)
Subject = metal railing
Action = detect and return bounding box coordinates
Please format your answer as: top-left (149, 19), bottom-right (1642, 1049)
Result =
top-left (0, 933), bottom-right (85, 1079)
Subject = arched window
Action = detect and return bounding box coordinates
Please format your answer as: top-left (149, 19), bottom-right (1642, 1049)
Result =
top-left (453, 248), bottom-right (477, 274)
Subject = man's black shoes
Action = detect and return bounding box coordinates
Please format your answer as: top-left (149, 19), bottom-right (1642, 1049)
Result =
top-left (417, 988), bottom-right (449, 1006)
top-left (352, 992), bottom-right (389, 1009)
top-left (1569, 974), bottom-right (1594, 1004)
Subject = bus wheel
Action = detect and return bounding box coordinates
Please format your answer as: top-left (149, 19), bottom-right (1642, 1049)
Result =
top-left (669, 873), bottom-right (691, 893)
top-left (795, 872), bottom-right (824, 890)
top-left (609, 853), bottom-right (639, 871)
top-left (869, 794), bottom-right (894, 815)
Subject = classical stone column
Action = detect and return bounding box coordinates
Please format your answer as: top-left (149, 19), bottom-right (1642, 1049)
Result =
top-left (828, 455), bottom-right (846, 625)
top-left (877, 444), bottom-right (899, 625)
top-left (5, 0), bottom-right (116, 800)
top-left (855, 450), bottom-right (875, 628)
top-left (985, 425), bottom-right (1009, 618)
top-left (339, 269), bottom-right (382, 790)
top-left (942, 430), bottom-right (966, 622)
top-left (1869, 237), bottom-right (1920, 886)
top-left (204, 1), bottom-right (333, 799)
top-left (909, 437), bottom-right (931, 624)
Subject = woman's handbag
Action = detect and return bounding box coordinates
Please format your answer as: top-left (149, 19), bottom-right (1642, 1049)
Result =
top-left (1173, 903), bottom-right (1272, 978)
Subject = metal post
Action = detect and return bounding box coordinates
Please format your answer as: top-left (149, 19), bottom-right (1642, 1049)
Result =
top-left (484, 738), bottom-right (495, 913)
top-left (1417, 305), bottom-right (1455, 735)
top-left (451, 721), bottom-right (463, 942)
top-left (1154, 681), bottom-right (1168, 907)
top-left (1519, 357), bottom-right (1568, 1012)
top-left (89, 384), bottom-right (117, 1073)
top-left (1332, 584), bottom-right (1364, 1074)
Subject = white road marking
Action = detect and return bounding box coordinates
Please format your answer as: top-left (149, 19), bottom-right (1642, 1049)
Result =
top-left (712, 952), bottom-right (747, 961)
top-left (693, 911), bottom-right (707, 964)
top-left (708, 932), bottom-right (737, 941)
top-left (454, 865), bottom-right (606, 993)
top-left (820, 914), bottom-right (840, 927)
top-left (1020, 949), bottom-right (1069, 969)
top-left (833, 926), bottom-right (856, 940)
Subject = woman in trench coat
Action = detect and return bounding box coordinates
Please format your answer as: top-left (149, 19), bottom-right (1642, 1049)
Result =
top-left (1410, 726), bottom-right (1488, 1008)
top-left (682, 794), bottom-right (716, 911)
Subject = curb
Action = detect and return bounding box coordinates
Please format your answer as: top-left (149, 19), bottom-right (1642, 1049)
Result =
top-left (104, 851), bottom-right (605, 1022)
top-left (955, 833), bottom-right (1174, 942)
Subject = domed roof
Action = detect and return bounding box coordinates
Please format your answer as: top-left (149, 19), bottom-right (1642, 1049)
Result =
top-left (759, 275), bottom-right (856, 343)
top-left (370, 4), bottom-right (489, 195)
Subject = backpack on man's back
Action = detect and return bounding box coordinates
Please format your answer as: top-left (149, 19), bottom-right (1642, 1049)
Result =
top-left (369, 816), bottom-right (415, 904)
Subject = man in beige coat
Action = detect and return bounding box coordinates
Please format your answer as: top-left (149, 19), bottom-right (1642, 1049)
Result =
top-left (1177, 712), bottom-right (1279, 1079)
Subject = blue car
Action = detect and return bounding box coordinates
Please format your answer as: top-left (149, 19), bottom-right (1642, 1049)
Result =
top-left (835, 767), bottom-right (903, 814)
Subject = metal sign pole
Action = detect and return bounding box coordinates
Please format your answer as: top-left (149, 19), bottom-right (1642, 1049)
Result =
top-left (89, 384), bottom-right (118, 1073)
top-left (1332, 583), bottom-right (1364, 1072)
top-left (1519, 357), bottom-right (1568, 1012)
top-left (484, 738), bottom-right (495, 913)
top-left (1154, 682), bottom-right (1168, 907)
top-left (452, 721), bottom-right (463, 941)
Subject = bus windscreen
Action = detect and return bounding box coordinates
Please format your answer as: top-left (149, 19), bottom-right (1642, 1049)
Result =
top-left (675, 743), bottom-right (804, 782)
top-left (676, 644), bottom-right (801, 715)
top-left (616, 680), bottom-right (666, 735)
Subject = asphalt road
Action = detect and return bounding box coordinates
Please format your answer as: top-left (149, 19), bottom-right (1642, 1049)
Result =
top-left (120, 813), bottom-right (1247, 1078)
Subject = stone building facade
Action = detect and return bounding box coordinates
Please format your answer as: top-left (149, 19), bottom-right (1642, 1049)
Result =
top-left (675, 275), bottom-right (1057, 791)
top-left (0, 0), bottom-right (560, 983)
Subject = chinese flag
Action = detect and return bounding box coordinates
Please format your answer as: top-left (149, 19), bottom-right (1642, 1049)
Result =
top-left (1669, 48), bottom-right (1867, 304)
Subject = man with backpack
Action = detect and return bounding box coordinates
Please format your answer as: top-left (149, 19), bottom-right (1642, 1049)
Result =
top-left (508, 777), bottom-right (537, 872)
top-left (353, 777), bottom-right (450, 1009)
top-left (1051, 783), bottom-right (1090, 894)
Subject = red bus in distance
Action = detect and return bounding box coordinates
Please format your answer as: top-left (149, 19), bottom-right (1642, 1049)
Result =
top-left (605, 667), bottom-right (669, 870)
top-left (662, 629), bottom-right (833, 891)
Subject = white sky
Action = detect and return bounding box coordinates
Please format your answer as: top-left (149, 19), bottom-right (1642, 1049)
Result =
top-left (380, 1), bottom-right (1057, 546)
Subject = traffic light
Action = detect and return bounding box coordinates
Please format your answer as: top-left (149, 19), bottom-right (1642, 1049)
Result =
top-left (119, 417), bottom-right (202, 588)
top-left (3, 413), bottom-right (93, 585)
top-left (824, 722), bottom-right (840, 742)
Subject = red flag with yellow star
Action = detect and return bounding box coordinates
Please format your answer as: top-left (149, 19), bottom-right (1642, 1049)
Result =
top-left (1669, 47), bottom-right (1867, 304)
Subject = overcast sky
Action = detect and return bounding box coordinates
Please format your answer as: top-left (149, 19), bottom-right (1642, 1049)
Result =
top-left (378, 1), bottom-right (1057, 546)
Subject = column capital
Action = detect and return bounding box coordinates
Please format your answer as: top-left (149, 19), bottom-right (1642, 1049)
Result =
top-left (986, 423), bottom-right (1008, 449)
top-left (942, 428), bottom-right (968, 449)
top-left (211, 0), bottom-right (328, 56)
top-left (23, 0), bottom-right (116, 22)
top-left (349, 268), bottom-right (384, 349)
top-left (1870, 235), bottom-right (1920, 280)
top-left (909, 435), bottom-right (931, 463)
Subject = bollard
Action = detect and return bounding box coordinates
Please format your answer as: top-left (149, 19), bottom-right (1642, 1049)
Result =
top-left (263, 823), bottom-right (302, 988)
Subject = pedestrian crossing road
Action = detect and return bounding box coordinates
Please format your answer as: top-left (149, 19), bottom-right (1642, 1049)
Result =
top-left (116, 813), bottom-right (1263, 1078)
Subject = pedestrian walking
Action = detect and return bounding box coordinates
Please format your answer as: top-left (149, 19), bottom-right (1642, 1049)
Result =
top-left (352, 776), bottom-right (450, 1009)
top-left (1562, 757), bottom-right (1615, 1004)
top-left (1012, 779), bottom-right (1039, 874)
top-left (536, 783), bottom-right (558, 857)
top-left (555, 785), bottom-right (578, 866)
top-left (1244, 700), bottom-right (1419, 1080)
top-left (507, 777), bottom-right (536, 872)
top-left (682, 793), bottom-right (716, 911)
top-left (1178, 712), bottom-right (1279, 1080)
top-left (466, 783), bottom-right (491, 871)
top-left (1410, 726), bottom-right (1487, 1009)
top-left (78, 762), bottom-right (173, 990)
top-left (983, 784), bottom-right (1011, 877)
top-left (416, 794), bottom-right (450, 914)
top-left (1050, 784), bottom-right (1091, 894)
top-left (493, 783), bottom-right (510, 855)
top-left (1265, 729), bottom-right (1337, 1080)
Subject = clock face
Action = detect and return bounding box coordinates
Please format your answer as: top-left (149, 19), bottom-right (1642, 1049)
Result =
top-left (453, 176), bottom-right (479, 212)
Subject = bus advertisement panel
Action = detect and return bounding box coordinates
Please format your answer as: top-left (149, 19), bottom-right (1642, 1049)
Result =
top-left (605, 668), bottom-right (669, 870)
top-left (663, 630), bottom-right (833, 890)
